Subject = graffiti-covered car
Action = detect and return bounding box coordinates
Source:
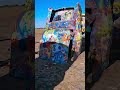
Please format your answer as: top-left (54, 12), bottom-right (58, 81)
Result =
top-left (39, 3), bottom-right (85, 64)
top-left (10, 0), bottom-right (34, 79)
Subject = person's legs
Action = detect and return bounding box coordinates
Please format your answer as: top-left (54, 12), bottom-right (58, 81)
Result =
top-left (68, 40), bottom-right (73, 60)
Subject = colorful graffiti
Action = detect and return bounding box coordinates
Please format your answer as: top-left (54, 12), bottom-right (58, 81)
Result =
top-left (113, 1), bottom-right (120, 14)
top-left (11, 10), bottom-right (34, 41)
top-left (40, 29), bottom-right (70, 64)
top-left (113, 1), bottom-right (120, 21)
top-left (87, 0), bottom-right (113, 69)
top-left (47, 20), bottom-right (75, 30)
top-left (41, 29), bottom-right (71, 46)
top-left (11, 0), bottom-right (34, 79)
top-left (40, 3), bottom-right (84, 63)
top-left (40, 42), bottom-right (69, 64)
top-left (81, 16), bottom-right (85, 32)
top-left (86, 0), bottom-right (114, 87)
top-left (53, 10), bottom-right (73, 21)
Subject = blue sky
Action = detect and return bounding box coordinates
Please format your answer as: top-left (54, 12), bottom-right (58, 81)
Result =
top-left (35, 0), bottom-right (85, 28)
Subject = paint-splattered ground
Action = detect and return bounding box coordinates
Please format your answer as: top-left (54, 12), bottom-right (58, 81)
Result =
top-left (35, 28), bottom-right (85, 90)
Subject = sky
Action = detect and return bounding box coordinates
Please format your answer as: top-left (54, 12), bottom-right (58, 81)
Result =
top-left (35, 0), bottom-right (85, 28)
top-left (0, 0), bottom-right (85, 28)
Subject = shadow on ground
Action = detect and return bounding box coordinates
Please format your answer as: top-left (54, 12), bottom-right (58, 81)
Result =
top-left (0, 74), bottom-right (33, 90)
top-left (0, 38), bottom-right (35, 90)
top-left (109, 28), bottom-right (120, 65)
top-left (35, 38), bottom-right (85, 90)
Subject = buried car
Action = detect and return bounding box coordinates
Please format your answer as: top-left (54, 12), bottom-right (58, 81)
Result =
top-left (39, 3), bottom-right (85, 64)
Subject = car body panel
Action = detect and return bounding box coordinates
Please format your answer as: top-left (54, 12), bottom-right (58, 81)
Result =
top-left (39, 3), bottom-right (84, 63)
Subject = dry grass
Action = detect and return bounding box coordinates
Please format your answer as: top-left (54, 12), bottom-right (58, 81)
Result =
top-left (35, 28), bottom-right (45, 57)
top-left (35, 28), bottom-right (45, 42)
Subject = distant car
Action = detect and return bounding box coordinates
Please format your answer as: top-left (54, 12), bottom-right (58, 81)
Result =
top-left (39, 3), bottom-right (85, 64)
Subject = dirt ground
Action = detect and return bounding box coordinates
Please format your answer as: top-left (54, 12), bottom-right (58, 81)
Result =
top-left (0, 5), bottom-right (24, 77)
top-left (35, 28), bottom-right (45, 58)
top-left (35, 28), bottom-right (85, 90)
top-left (91, 60), bottom-right (120, 90)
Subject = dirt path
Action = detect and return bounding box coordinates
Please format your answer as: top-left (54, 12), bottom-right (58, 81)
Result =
top-left (91, 60), bottom-right (120, 90)
top-left (54, 52), bottom-right (85, 90)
